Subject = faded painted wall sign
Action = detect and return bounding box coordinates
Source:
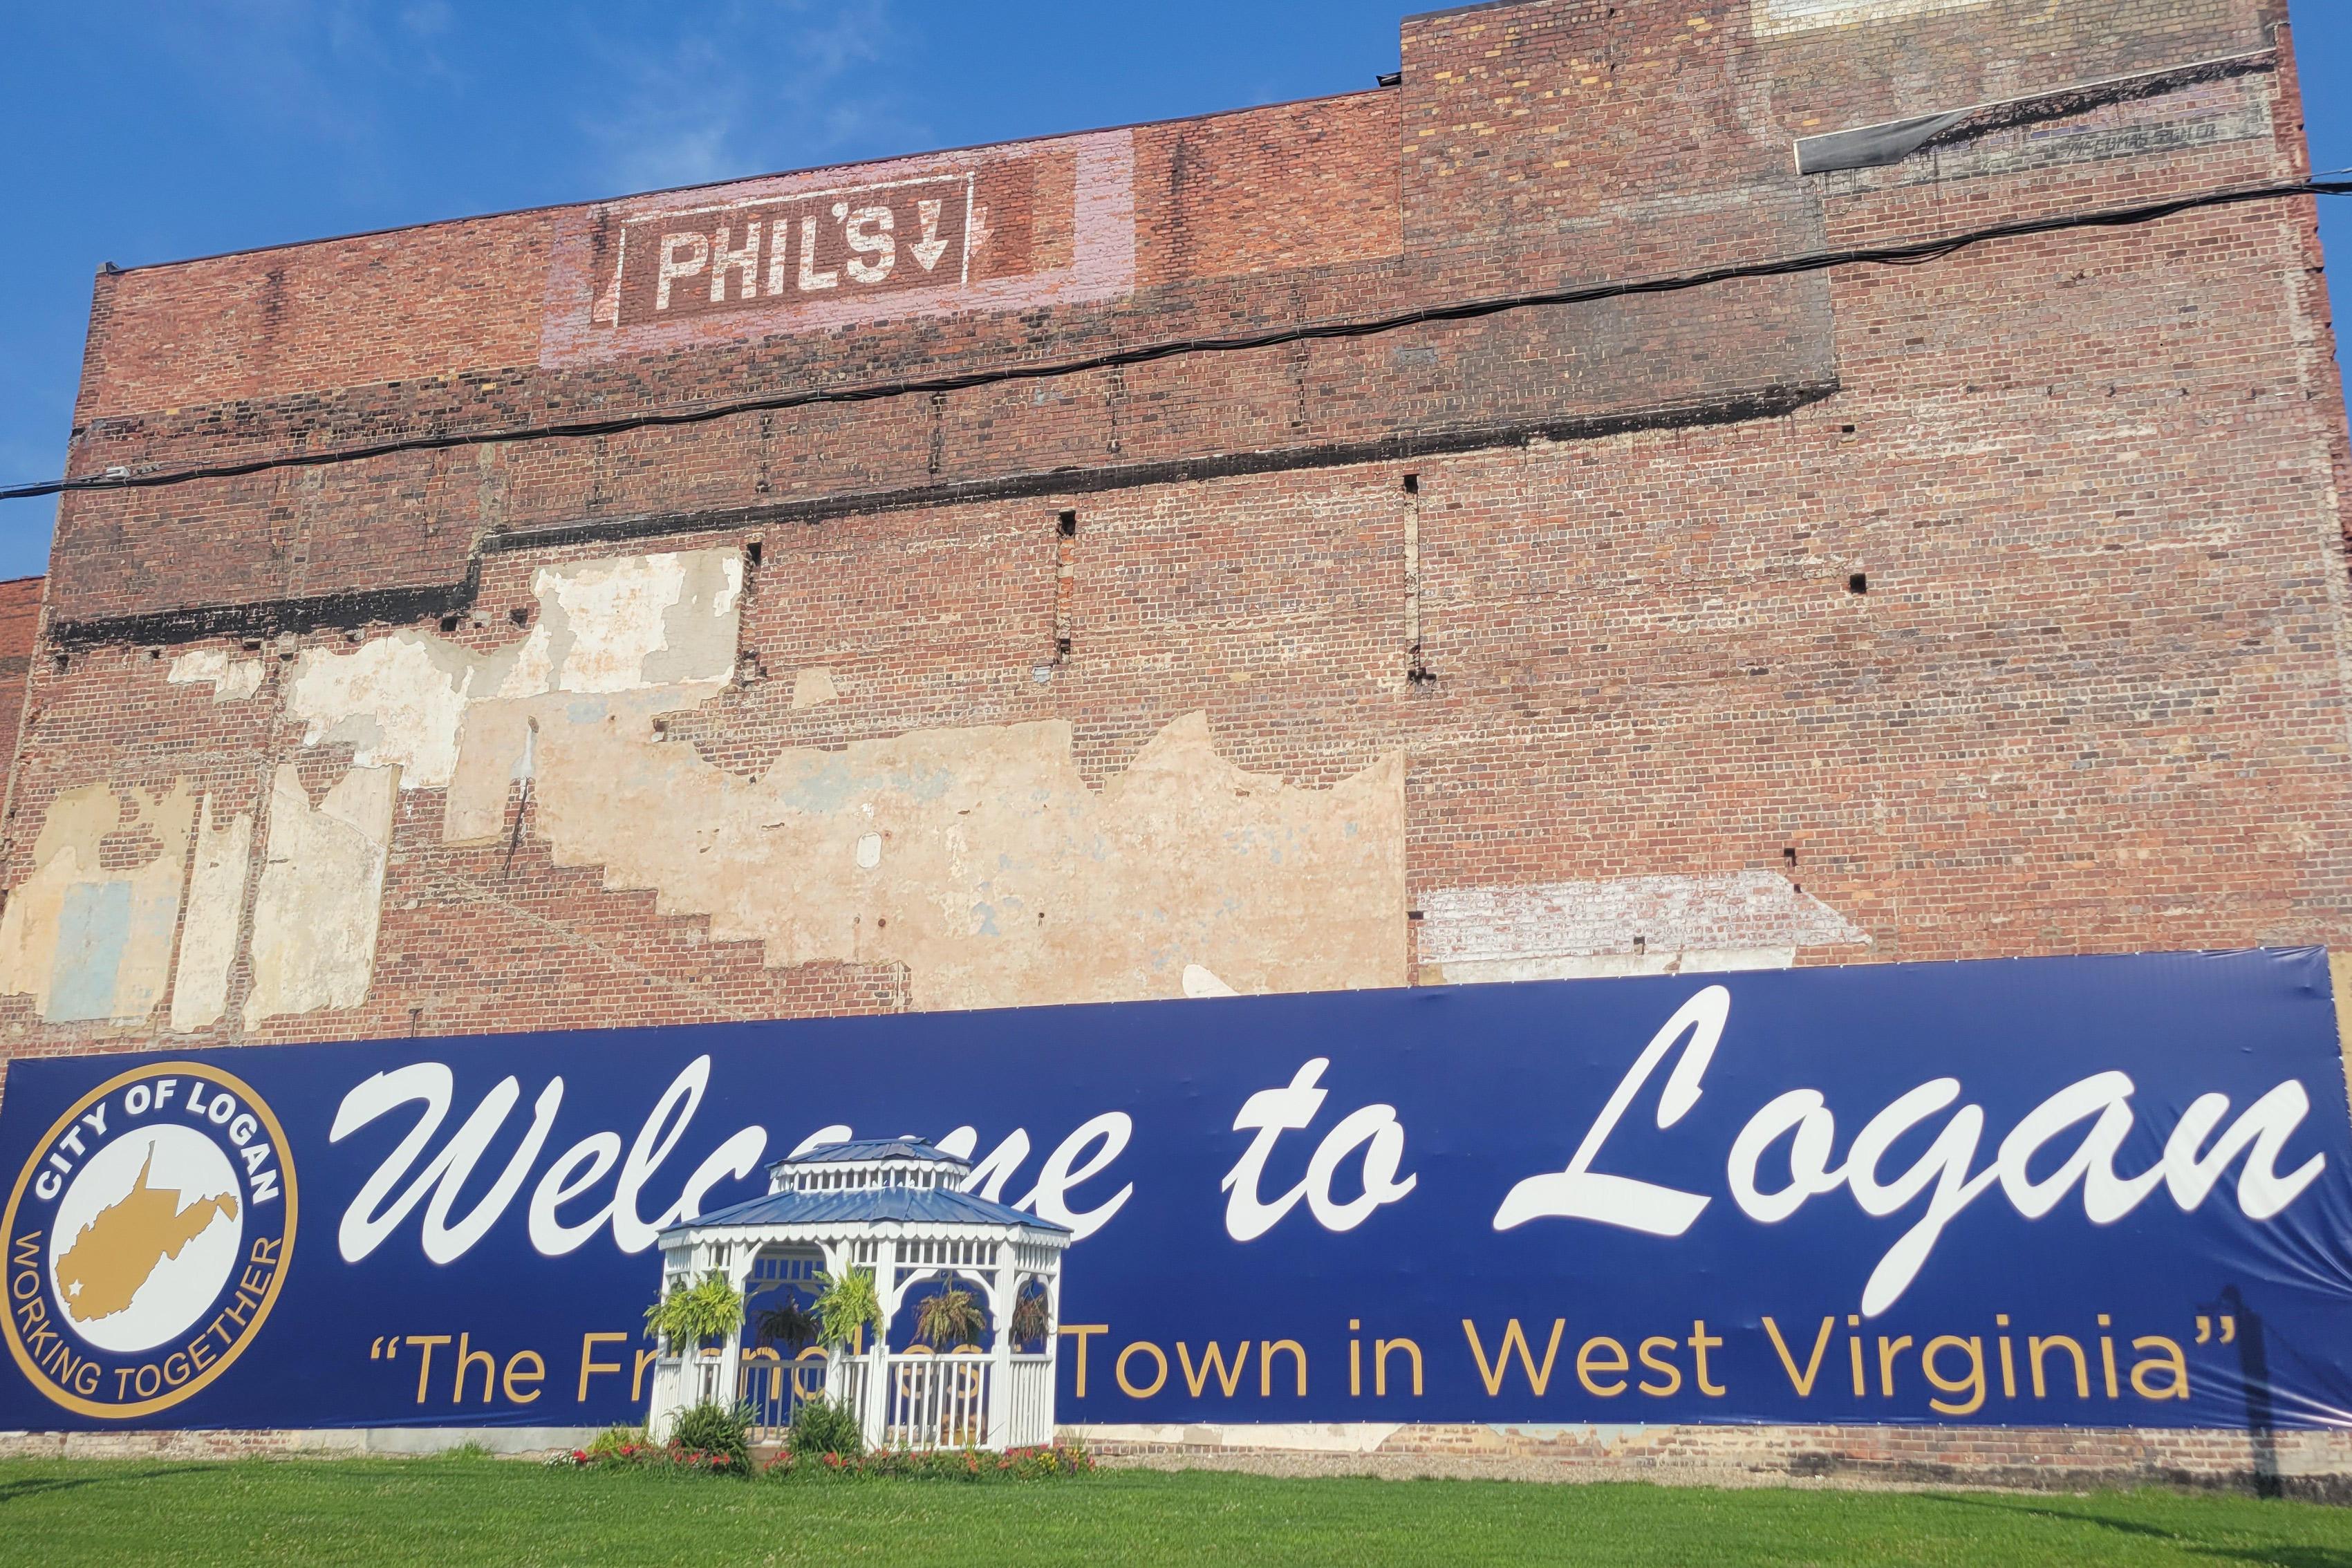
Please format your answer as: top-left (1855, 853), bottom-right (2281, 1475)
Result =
top-left (1, 950), bottom-right (2348, 1432)
top-left (540, 133), bottom-right (1136, 367)
top-left (613, 174), bottom-right (980, 326)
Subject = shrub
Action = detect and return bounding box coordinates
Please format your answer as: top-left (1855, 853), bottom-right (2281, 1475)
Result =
top-left (584, 1424), bottom-right (645, 1459)
top-left (786, 1395), bottom-right (866, 1459)
top-left (667, 1399), bottom-right (754, 1470)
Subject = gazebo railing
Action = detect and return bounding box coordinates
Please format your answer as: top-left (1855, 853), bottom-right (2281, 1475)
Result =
top-left (1003, 1354), bottom-right (1056, 1448)
top-left (659, 1352), bottom-right (729, 1407)
top-left (736, 1346), bottom-right (832, 1437)
top-left (882, 1352), bottom-right (991, 1450)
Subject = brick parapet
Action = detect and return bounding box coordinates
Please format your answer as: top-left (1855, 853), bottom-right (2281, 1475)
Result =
top-left (48, 1), bottom-right (2295, 634)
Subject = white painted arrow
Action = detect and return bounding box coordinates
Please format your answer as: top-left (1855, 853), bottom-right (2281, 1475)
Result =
top-left (910, 199), bottom-right (949, 272)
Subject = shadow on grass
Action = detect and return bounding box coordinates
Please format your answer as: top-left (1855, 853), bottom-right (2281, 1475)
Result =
top-left (1921, 1491), bottom-right (2352, 1568)
top-left (0, 1464), bottom-right (217, 1509)
top-left (1922, 1494), bottom-right (2183, 1542)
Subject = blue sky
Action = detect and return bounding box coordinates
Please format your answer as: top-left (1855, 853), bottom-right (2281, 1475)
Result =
top-left (0, 1), bottom-right (2344, 584)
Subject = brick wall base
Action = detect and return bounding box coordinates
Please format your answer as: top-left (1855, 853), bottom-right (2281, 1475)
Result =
top-left (0, 1426), bottom-right (603, 1460)
top-left (1063, 1423), bottom-right (2352, 1500)
top-left (5, 1421), bottom-right (2346, 1500)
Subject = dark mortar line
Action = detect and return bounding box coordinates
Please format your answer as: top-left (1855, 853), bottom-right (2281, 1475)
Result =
top-left (47, 383), bottom-right (1834, 649)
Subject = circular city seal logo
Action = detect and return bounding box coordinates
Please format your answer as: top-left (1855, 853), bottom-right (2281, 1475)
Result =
top-left (3, 1061), bottom-right (295, 1419)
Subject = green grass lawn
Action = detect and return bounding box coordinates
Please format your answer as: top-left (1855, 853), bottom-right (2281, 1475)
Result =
top-left (3, 1457), bottom-right (2351, 1567)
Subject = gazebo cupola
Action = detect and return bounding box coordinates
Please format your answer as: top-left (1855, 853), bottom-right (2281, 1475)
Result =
top-left (648, 1137), bottom-right (1072, 1450)
top-left (772, 1137), bottom-right (971, 1194)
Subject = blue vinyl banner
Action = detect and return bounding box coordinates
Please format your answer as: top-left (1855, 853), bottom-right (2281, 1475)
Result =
top-left (5, 948), bottom-right (2352, 1432)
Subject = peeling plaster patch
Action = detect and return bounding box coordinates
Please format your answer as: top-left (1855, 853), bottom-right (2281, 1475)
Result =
top-left (243, 765), bottom-right (398, 1029)
top-left (442, 689), bottom-right (707, 843)
top-left (167, 649), bottom-right (264, 702)
top-left (289, 632), bottom-right (476, 788)
top-left (527, 709), bottom-right (1405, 1011)
top-left (288, 549), bottom-right (744, 794)
top-left (169, 795), bottom-right (254, 1032)
top-left (529, 551), bottom-right (743, 693)
top-left (1417, 872), bottom-right (1867, 986)
top-left (792, 667), bottom-right (841, 709)
top-left (1438, 948), bottom-right (1800, 984)
top-left (0, 781), bottom-right (196, 1024)
top-left (1751, 0), bottom-right (1991, 36)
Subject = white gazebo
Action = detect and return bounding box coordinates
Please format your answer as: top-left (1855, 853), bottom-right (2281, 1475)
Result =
top-left (648, 1137), bottom-right (1072, 1450)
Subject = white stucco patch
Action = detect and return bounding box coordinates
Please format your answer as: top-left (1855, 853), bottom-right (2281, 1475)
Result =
top-left (288, 548), bottom-right (743, 791)
top-left (1417, 871), bottom-right (1867, 985)
top-left (243, 765), bottom-right (399, 1028)
top-left (288, 633), bottom-right (476, 788)
top-left (1435, 948), bottom-right (1800, 984)
top-left (167, 649), bottom-right (265, 702)
top-left (527, 550), bottom-right (743, 693)
top-left (170, 794), bottom-right (253, 1032)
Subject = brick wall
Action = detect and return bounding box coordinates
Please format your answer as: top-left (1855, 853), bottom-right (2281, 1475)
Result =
top-left (2, 0), bottom-right (2347, 1471)
top-left (0, 578), bottom-right (44, 777)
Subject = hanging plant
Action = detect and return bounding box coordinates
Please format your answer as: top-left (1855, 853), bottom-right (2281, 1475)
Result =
top-left (812, 1267), bottom-right (881, 1350)
top-left (757, 1287), bottom-right (821, 1352)
top-left (642, 1271), bottom-right (745, 1352)
top-left (1009, 1287), bottom-right (1052, 1345)
top-left (914, 1285), bottom-right (987, 1351)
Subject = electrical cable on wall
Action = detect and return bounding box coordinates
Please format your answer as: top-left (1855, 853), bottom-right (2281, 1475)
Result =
top-left (1, 174), bottom-right (2346, 505)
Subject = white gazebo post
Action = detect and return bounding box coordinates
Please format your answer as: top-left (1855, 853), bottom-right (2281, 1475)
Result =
top-left (1043, 1262), bottom-right (1064, 1442)
top-left (646, 1249), bottom-right (686, 1439)
top-left (864, 1239), bottom-right (895, 1448)
top-left (817, 1238), bottom-right (851, 1411)
top-left (985, 1269), bottom-right (1015, 1450)
top-left (714, 1240), bottom-right (756, 1415)
top-left (691, 1239), bottom-right (719, 1408)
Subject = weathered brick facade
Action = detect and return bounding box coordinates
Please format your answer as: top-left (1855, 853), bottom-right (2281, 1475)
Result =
top-left (0, 578), bottom-right (46, 773)
top-left (2, 0), bottom-right (2345, 1482)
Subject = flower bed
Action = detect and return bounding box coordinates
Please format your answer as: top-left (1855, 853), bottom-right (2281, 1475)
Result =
top-left (544, 1437), bottom-right (745, 1475)
top-left (764, 1444), bottom-right (1095, 1482)
top-left (545, 1430), bottom-right (1092, 1483)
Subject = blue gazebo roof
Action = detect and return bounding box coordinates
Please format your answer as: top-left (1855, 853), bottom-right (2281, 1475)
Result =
top-left (669, 1184), bottom-right (1070, 1235)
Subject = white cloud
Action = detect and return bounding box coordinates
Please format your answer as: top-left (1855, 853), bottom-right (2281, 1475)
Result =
top-left (399, 1), bottom-right (451, 38)
top-left (575, 0), bottom-right (922, 195)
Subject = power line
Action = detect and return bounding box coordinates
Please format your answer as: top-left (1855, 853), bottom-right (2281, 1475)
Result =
top-left (3, 174), bottom-right (2345, 505)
